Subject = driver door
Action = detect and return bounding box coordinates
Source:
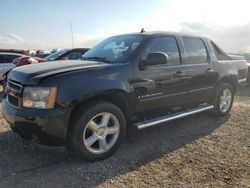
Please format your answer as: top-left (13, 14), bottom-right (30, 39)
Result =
top-left (133, 36), bottom-right (190, 112)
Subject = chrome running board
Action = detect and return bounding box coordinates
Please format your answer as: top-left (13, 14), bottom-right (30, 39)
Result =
top-left (134, 105), bottom-right (214, 130)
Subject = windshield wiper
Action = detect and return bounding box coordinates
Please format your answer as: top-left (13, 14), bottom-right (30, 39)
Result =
top-left (82, 56), bottom-right (112, 63)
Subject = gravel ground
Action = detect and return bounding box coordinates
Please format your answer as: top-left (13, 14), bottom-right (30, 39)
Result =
top-left (0, 87), bottom-right (249, 188)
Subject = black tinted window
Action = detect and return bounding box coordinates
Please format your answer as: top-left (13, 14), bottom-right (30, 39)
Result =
top-left (45, 49), bottom-right (68, 61)
top-left (0, 55), bottom-right (5, 63)
top-left (183, 37), bottom-right (208, 64)
top-left (145, 36), bottom-right (181, 65)
top-left (5, 55), bottom-right (20, 63)
top-left (65, 51), bottom-right (84, 60)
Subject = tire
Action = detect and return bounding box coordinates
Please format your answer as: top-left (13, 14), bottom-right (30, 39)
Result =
top-left (211, 83), bottom-right (234, 116)
top-left (68, 102), bottom-right (126, 161)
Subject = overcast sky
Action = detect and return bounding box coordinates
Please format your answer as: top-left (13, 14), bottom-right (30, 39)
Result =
top-left (1, 0), bottom-right (250, 52)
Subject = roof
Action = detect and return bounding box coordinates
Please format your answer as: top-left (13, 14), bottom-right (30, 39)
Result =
top-left (0, 52), bottom-right (26, 56)
top-left (0, 49), bottom-right (29, 55)
top-left (114, 31), bottom-right (205, 38)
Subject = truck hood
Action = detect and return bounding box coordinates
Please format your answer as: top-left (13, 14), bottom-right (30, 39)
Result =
top-left (8, 60), bottom-right (108, 85)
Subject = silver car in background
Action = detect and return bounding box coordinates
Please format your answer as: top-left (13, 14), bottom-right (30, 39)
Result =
top-left (231, 53), bottom-right (250, 84)
top-left (0, 52), bottom-right (24, 81)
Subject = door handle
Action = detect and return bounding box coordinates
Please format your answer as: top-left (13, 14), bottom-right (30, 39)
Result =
top-left (205, 68), bottom-right (214, 73)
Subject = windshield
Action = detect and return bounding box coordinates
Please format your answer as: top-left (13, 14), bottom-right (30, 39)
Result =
top-left (82, 35), bottom-right (144, 63)
top-left (45, 49), bottom-right (69, 61)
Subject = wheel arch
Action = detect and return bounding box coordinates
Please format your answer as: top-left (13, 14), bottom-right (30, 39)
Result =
top-left (218, 75), bottom-right (238, 92)
top-left (67, 90), bottom-right (132, 133)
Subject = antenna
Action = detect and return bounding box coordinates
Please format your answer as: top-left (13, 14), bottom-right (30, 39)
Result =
top-left (70, 22), bottom-right (74, 47)
top-left (140, 28), bottom-right (145, 33)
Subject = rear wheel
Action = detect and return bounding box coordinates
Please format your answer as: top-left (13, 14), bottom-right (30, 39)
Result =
top-left (212, 83), bottom-right (234, 116)
top-left (68, 102), bottom-right (126, 161)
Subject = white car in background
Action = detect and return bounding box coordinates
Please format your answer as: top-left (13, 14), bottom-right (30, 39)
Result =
top-left (0, 52), bottom-right (25, 81)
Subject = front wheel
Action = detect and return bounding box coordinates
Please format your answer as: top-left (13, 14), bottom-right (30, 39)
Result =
top-left (68, 102), bottom-right (126, 161)
top-left (211, 83), bottom-right (234, 116)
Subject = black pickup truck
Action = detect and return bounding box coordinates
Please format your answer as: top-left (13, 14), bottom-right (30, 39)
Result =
top-left (2, 31), bottom-right (248, 161)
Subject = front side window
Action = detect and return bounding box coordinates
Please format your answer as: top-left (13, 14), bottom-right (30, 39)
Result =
top-left (183, 37), bottom-right (208, 64)
top-left (65, 51), bottom-right (85, 60)
top-left (45, 49), bottom-right (69, 61)
top-left (144, 36), bottom-right (181, 65)
top-left (82, 35), bottom-right (144, 63)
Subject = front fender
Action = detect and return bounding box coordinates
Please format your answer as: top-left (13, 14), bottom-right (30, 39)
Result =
top-left (39, 63), bottom-right (135, 112)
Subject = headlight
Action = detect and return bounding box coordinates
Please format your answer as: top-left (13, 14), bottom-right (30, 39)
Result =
top-left (22, 87), bottom-right (57, 109)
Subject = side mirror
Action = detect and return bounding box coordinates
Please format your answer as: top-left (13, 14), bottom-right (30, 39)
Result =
top-left (146, 52), bottom-right (168, 65)
top-left (142, 52), bottom-right (168, 68)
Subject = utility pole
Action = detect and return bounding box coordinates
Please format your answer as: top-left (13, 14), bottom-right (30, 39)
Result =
top-left (70, 22), bottom-right (74, 47)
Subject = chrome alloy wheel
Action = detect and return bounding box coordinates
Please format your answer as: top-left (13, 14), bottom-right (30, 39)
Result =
top-left (219, 88), bottom-right (233, 113)
top-left (83, 112), bottom-right (120, 154)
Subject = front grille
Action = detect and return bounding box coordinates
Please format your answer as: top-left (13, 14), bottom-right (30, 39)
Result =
top-left (7, 80), bottom-right (23, 108)
top-left (8, 95), bottom-right (19, 106)
top-left (8, 81), bottom-right (22, 92)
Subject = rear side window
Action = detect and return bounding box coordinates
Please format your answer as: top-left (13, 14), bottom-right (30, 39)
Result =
top-left (210, 41), bottom-right (230, 60)
top-left (145, 36), bottom-right (181, 65)
top-left (0, 55), bottom-right (5, 63)
top-left (183, 37), bottom-right (208, 64)
top-left (5, 55), bottom-right (20, 63)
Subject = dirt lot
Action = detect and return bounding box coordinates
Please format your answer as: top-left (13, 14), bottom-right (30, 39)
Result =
top-left (0, 87), bottom-right (249, 188)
